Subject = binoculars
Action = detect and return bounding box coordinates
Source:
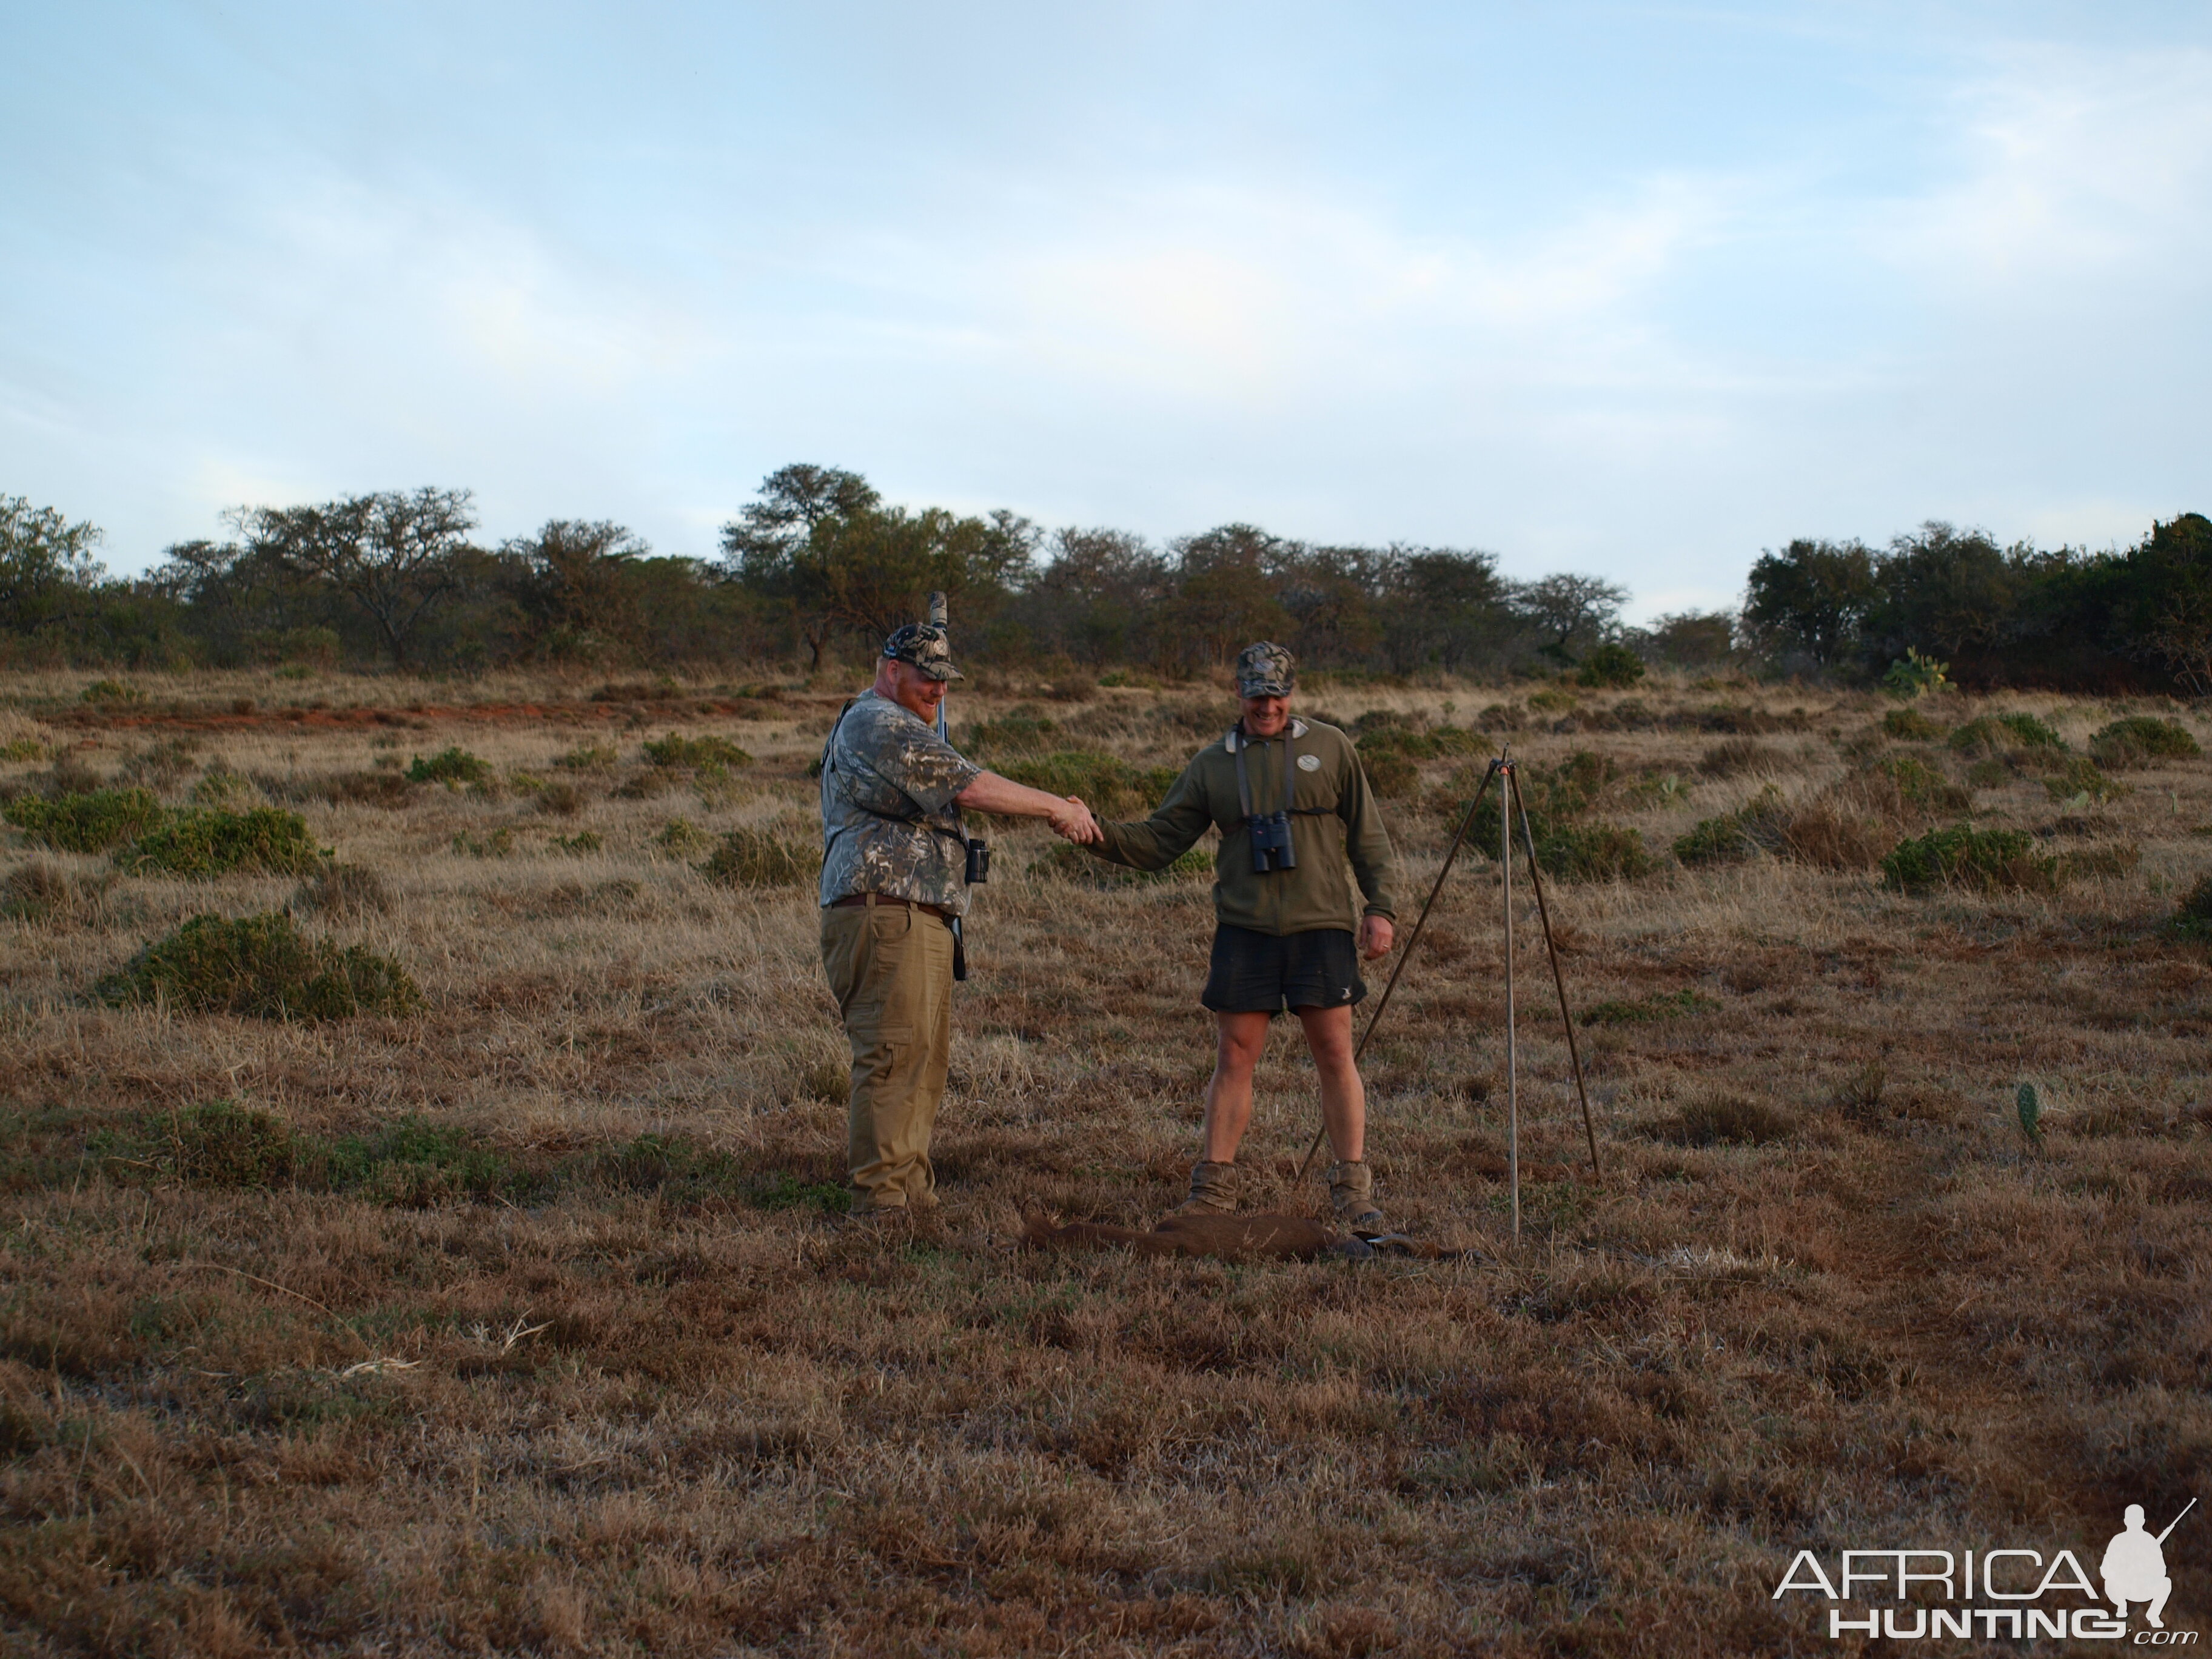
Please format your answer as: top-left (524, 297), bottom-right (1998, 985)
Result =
top-left (965, 836), bottom-right (991, 884)
top-left (1248, 810), bottom-right (1296, 873)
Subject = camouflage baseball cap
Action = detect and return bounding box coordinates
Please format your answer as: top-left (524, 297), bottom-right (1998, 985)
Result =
top-left (1234, 641), bottom-right (1296, 699)
top-left (881, 622), bottom-right (964, 682)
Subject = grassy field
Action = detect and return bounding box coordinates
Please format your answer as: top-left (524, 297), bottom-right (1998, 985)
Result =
top-left (1, 665), bottom-right (2206, 1657)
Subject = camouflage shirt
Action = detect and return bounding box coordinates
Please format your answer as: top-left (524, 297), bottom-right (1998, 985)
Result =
top-left (817, 691), bottom-right (983, 914)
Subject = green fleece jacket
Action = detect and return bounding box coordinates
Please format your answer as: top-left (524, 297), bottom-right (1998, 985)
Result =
top-left (1091, 717), bottom-right (1398, 936)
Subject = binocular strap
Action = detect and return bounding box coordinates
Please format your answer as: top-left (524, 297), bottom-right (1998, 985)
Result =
top-left (1234, 728), bottom-right (1298, 823)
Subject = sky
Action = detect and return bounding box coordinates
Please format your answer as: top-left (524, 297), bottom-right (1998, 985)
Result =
top-left (4, 2), bottom-right (2210, 618)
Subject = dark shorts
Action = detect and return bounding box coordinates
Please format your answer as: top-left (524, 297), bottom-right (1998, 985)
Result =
top-left (1201, 925), bottom-right (1367, 1014)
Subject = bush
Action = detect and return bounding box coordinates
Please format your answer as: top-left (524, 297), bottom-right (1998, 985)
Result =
top-left (1575, 643), bottom-right (1646, 688)
top-left (4, 788), bottom-right (167, 853)
top-left (1657, 1095), bottom-right (1795, 1146)
top-left (165, 1099), bottom-right (295, 1187)
top-left (2090, 716), bottom-right (2201, 770)
top-left (96, 911), bottom-right (424, 1019)
top-left (1880, 824), bottom-right (2058, 894)
top-left (1948, 714), bottom-right (2066, 757)
top-left (1673, 786), bottom-right (1790, 866)
top-left (1872, 754), bottom-right (1971, 812)
top-left (994, 750), bottom-right (1180, 818)
top-left (1357, 724), bottom-right (1482, 761)
top-left (1584, 989), bottom-right (1717, 1025)
top-left (554, 743), bottom-right (618, 771)
top-left (1697, 738), bottom-right (1783, 779)
top-left (1360, 748), bottom-right (1420, 799)
top-left (1882, 707), bottom-right (1946, 741)
top-left (293, 863), bottom-right (390, 917)
top-left (1531, 819), bottom-right (1654, 882)
top-left (2164, 875), bottom-right (2212, 942)
top-left (700, 826), bottom-right (821, 888)
top-left (643, 732), bottom-right (754, 770)
top-left (80, 679), bottom-right (142, 704)
top-left (2041, 756), bottom-right (2130, 805)
top-left (654, 817), bottom-right (711, 856)
top-left (116, 806), bottom-right (329, 877)
top-left (962, 706), bottom-right (1060, 756)
top-left (406, 746), bottom-right (492, 785)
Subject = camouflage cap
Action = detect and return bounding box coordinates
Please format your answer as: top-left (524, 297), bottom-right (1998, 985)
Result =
top-left (881, 622), bottom-right (964, 682)
top-left (1234, 641), bottom-right (1296, 699)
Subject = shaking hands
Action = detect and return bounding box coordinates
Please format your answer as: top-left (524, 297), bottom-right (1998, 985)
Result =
top-left (1048, 796), bottom-right (1104, 846)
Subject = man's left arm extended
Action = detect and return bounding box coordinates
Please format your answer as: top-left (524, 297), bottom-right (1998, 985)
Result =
top-left (1339, 744), bottom-right (1399, 957)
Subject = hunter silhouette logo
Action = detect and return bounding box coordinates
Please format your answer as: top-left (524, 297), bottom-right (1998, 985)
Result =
top-left (1772, 1496), bottom-right (2199, 1643)
top-left (2106, 1501), bottom-right (2194, 1631)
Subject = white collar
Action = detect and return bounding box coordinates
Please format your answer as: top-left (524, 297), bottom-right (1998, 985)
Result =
top-left (1224, 718), bottom-right (1307, 752)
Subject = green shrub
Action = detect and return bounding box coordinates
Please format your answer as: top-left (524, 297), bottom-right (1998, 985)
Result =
top-left (80, 679), bottom-right (142, 704)
top-left (406, 746), bottom-right (492, 785)
top-left (1872, 754), bottom-right (1972, 812)
top-left (654, 817), bottom-right (711, 856)
top-left (1360, 748), bottom-right (1420, 799)
top-left (2041, 755), bottom-right (2130, 806)
top-left (1673, 786), bottom-right (1791, 866)
top-left (962, 706), bottom-right (1060, 755)
top-left (1657, 1095), bottom-right (1794, 1146)
top-left (1882, 707), bottom-right (1946, 741)
top-left (2163, 875), bottom-right (2212, 942)
top-left (1584, 988), bottom-right (1717, 1025)
top-left (1575, 643), bottom-right (1646, 688)
top-left (1949, 713), bottom-right (2066, 756)
top-left (994, 750), bottom-right (1180, 817)
top-left (1880, 824), bottom-right (2058, 894)
top-left (300, 1117), bottom-right (529, 1205)
top-left (451, 828), bottom-right (514, 859)
top-left (96, 911), bottom-right (424, 1019)
top-left (4, 788), bottom-right (167, 853)
top-left (554, 743), bottom-right (618, 771)
top-left (116, 806), bottom-right (329, 877)
top-left (1357, 724), bottom-right (1483, 761)
top-left (700, 826), bottom-right (821, 888)
top-left (1, 736), bottom-right (46, 762)
top-left (1531, 819), bottom-right (1654, 882)
top-left (643, 732), bottom-right (754, 769)
top-left (2090, 716), bottom-right (2201, 770)
top-left (167, 1099), bottom-right (295, 1186)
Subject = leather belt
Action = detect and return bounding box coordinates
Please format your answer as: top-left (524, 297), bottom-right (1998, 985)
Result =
top-left (831, 893), bottom-right (954, 923)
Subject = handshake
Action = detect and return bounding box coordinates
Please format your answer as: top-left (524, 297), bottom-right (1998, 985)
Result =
top-left (1046, 796), bottom-right (1104, 846)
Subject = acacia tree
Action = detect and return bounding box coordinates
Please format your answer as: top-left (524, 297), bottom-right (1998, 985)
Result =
top-left (0, 495), bottom-right (105, 635)
top-left (1509, 572), bottom-right (1629, 665)
top-left (500, 520), bottom-right (653, 662)
top-left (1741, 538), bottom-right (1878, 668)
top-left (719, 465), bottom-right (881, 668)
top-left (231, 488), bottom-right (478, 666)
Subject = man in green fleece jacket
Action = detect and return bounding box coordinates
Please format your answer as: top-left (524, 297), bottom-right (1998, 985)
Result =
top-left (1086, 642), bottom-right (1399, 1230)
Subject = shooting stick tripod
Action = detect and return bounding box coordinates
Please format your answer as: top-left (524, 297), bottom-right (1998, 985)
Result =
top-left (1293, 746), bottom-right (1599, 1243)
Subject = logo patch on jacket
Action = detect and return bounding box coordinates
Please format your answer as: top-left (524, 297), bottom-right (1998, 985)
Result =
top-left (1298, 754), bottom-right (1322, 771)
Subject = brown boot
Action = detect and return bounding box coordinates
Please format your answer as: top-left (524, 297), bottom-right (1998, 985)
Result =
top-left (1170, 1160), bottom-right (1238, 1216)
top-left (1327, 1161), bottom-right (1386, 1233)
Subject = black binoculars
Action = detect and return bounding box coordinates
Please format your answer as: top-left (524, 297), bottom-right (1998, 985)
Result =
top-left (1248, 810), bottom-right (1296, 873)
top-left (965, 836), bottom-right (991, 884)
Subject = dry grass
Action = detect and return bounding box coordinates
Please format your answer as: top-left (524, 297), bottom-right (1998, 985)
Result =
top-left (1, 666), bottom-right (2208, 1655)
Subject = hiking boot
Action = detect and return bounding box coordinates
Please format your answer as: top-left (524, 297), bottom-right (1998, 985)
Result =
top-left (1327, 1161), bottom-right (1386, 1233)
top-left (1170, 1160), bottom-right (1238, 1216)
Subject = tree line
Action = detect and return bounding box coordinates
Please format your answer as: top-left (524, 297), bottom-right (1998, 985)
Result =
top-left (3, 468), bottom-right (2206, 692)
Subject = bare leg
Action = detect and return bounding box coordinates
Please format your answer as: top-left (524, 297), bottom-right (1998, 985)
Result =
top-left (1201, 1012), bottom-right (1271, 1162)
top-left (1294, 1003), bottom-right (1365, 1163)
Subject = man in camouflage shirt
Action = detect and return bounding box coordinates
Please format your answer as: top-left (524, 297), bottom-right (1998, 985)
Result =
top-left (820, 623), bottom-right (1102, 1216)
top-left (1081, 642), bottom-right (1400, 1230)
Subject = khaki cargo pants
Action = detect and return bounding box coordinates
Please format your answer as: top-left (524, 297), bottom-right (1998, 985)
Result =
top-left (820, 897), bottom-right (955, 1211)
